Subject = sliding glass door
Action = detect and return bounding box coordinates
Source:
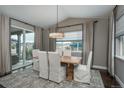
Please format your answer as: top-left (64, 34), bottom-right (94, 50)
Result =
top-left (10, 27), bottom-right (34, 70)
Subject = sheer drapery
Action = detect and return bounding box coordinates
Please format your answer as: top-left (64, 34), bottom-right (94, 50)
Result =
top-left (108, 7), bottom-right (116, 76)
top-left (0, 15), bottom-right (11, 76)
top-left (108, 11), bottom-right (115, 76)
top-left (83, 22), bottom-right (94, 65)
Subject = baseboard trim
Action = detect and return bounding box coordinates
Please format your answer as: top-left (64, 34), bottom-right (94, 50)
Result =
top-left (92, 65), bottom-right (107, 70)
top-left (115, 75), bottom-right (124, 88)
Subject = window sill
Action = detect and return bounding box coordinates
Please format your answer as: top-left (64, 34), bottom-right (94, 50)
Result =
top-left (115, 56), bottom-right (124, 61)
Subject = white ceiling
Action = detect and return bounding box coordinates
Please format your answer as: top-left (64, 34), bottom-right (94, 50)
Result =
top-left (0, 5), bottom-right (115, 28)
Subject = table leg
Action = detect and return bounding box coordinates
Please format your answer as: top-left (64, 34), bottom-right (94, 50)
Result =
top-left (66, 64), bottom-right (74, 80)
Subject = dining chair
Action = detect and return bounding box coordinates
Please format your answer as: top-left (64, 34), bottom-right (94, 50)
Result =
top-left (38, 51), bottom-right (49, 79)
top-left (56, 48), bottom-right (63, 56)
top-left (74, 51), bottom-right (92, 84)
top-left (48, 52), bottom-right (66, 83)
top-left (63, 50), bottom-right (71, 57)
top-left (32, 49), bottom-right (39, 71)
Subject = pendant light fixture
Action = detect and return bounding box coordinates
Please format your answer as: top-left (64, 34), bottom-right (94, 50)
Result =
top-left (49, 5), bottom-right (64, 39)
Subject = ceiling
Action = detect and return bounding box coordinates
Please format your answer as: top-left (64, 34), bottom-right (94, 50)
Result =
top-left (0, 5), bottom-right (115, 28)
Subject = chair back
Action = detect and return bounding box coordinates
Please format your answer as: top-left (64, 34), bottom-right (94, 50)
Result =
top-left (87, 51), bottom-right (93, 69)
top-left (48, 52), bottom-right (66, 83)
top-left (56, 48), bottom-right (63, 56)
top-left (32, 49), bottom-right (39, 58)
top-left (38, 51), bottom-right (48, 79)
top-left (48, 52), bottom-right (61, 69)
top-left (63, 50), bottom-right (71, 57)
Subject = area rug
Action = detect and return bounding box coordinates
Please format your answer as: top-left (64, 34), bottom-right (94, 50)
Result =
top-left (0, 68), bottom-right (104, 88)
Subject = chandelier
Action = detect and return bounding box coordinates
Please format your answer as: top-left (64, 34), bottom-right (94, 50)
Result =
top-left (49, 5), bottom-right (64, 39)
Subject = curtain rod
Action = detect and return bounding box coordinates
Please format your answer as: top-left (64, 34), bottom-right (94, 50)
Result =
top-left (10, 17), bottom-right (35, 27)
top-left (57, 23), bottom-right (83, 29)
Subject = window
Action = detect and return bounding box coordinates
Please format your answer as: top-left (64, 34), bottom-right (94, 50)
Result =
top-left (56, 31), bottom-right (83, 52)
top-left (116, 35), bottom-right (124, 57)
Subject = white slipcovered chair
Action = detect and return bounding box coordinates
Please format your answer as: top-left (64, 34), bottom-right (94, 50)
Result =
top-left (63, 50), bottom-right (71, 57)
top-left (38, 51), bottom-right (49, 79)
top-left (32, 49), bottom-right (39, 71)
top-left (56, 48), bottom-right (63, 56)
top-left (48, 52), bottom-right (66, 83)
top-left (74, 51), bottom-right (92, 84)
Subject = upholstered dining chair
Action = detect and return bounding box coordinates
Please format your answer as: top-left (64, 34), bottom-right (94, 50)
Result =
top-left (48, 52), bottom-right (66, 83)
top-left (38, 51), bottom-right (49, 79)
top-left (74, 51), bottom-right (93, 84)
top-left (32, 49), bottom-right (39, 71)
top-left (56, 48), bottom-right (63, 56)
top-left (63, 50), bottom-right (71, 57)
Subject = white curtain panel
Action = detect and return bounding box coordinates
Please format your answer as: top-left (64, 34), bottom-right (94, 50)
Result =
top-left (108, 10), bottom-right (115, 76)
top-left (108, 11), bottom-right (115, 76)
top-left (83, 22), bottom-right (93, 65)
top-left (34, 27), bottom-right (43, 50)
top-left (0, 15), bottom-right (10, 76)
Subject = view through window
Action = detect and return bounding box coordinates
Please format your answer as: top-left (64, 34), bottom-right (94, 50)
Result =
top-left (56, 31), bottom-right (83, 52)
top-left (116, 35), bottom-right (124, 57)
top-left (11, 27), bottom-right (34, 70)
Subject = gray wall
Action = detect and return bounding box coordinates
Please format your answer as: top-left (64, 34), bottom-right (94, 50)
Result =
top-left (115, 57), bottom-right (124, 84)
top-left (48, 18), bottom-right (109, 69)
top-left (93, 19), bottom-right (108, 69)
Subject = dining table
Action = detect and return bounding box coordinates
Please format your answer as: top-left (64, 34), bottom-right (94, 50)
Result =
top-left (61, 56), bottom-right (82, 80)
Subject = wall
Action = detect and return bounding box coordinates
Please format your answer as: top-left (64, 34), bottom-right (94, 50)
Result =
top-left (115, 57), bottom-right (124, 87)
top-left (49, 18), bottom-right (109, 69)
top-left (93, 19), bottom-right (108, 69)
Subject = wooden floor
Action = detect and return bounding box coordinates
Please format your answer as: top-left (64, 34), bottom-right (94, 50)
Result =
top-left (99, 70), bottom-right (121, 88)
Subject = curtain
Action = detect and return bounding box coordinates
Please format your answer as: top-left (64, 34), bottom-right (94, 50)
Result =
top-left (34, 27), bottom-right (43, 50)
top-left (42, 29), bottom-right (49, 51)
top-left (0, 15), bottom-right (11, 76)
top-left (108, 8), bottom-right (116, 76)
top-left (49, 27), bottom-right (56, 51)
top-left (83, 22), bottom-right (94, 65)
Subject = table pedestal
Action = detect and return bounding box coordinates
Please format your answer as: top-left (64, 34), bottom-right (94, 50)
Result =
top-left (66, 64), bottom-right (74, 80)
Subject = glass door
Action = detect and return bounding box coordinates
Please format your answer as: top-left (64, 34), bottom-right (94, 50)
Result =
top-left (10, 27), bottom-right (34, 70)
top-left (25, 31), bottom-right (34, 65)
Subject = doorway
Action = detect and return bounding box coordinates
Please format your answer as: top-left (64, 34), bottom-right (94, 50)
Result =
top-left (10, 26), bottom-right (34, 70)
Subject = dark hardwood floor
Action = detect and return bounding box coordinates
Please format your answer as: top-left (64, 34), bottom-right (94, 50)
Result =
top-left (0, 84), bottom-right (5, 88)
top-left (99, 70), bottom-right (121, 88)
